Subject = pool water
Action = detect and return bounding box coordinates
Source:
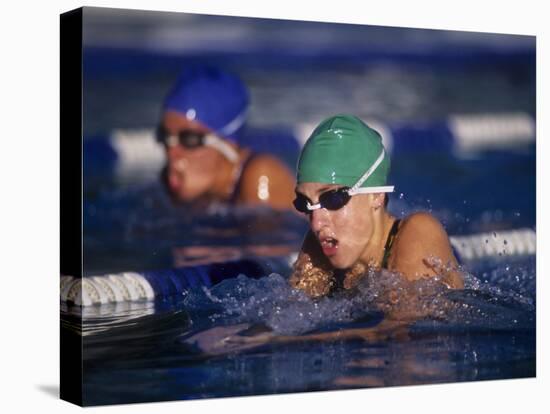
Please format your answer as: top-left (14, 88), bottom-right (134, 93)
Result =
top-left (70, 252), bottom-right (534, 405)
top-left (69, 12), bottom-right (537, 406)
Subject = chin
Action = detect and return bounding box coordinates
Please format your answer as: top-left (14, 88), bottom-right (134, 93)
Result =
top-left (179, 194), bottom-right (195, 202)
top-left (169, 191), bottom-right (193, 204)
top-left (327, 254), bottom-right (355, 270)
top-left (172, 186), bottom-right (202, 201)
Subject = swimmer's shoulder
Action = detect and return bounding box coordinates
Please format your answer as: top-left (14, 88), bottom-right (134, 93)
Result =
top-left (242, 153), bottom-right (292, 177)
top-left (397, 212), bottom-right (449, 241)
top-left (238, 153), bottom-right (295, 209)
top-left (389, 212), bottom-right (460, 284)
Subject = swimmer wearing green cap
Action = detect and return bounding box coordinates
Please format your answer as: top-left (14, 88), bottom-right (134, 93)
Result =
top-left (181, 118), bottom-right (463, 353)
top-left (290, 115), bottom-right (463, 297)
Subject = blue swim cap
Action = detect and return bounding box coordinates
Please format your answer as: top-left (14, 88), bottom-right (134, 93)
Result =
top-left (163, 66), bottom-right (249, 140)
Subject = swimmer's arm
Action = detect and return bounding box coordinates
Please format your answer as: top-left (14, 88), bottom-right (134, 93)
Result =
top-left (238, 155), bottom-right (295, 210)
top-left (183, 320), bottom-right (409, 356)
top-left (271, 319), bottom-right (410, 344)
top-left (389, 212), bottom-right (464, 289)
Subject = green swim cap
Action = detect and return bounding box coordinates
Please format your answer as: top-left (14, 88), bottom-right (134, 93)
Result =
top-left (297, 115), bottom-right (391, 188)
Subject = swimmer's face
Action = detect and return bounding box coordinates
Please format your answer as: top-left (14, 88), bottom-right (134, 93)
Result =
top-left (295, 182), bottom-right (381, 269)
top-left (161, 111), bottom-right (224, 202)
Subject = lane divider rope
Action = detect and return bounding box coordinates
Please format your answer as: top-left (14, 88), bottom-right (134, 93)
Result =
top-left (61, 228), bottom-right (535, 307)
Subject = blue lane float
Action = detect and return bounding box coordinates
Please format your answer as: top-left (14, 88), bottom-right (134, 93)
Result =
top-left (84, 112), bottom-right (535, 179)
top-left (61, 257), bottom-right (292, 307)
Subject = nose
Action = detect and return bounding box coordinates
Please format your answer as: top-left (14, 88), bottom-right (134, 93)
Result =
top-left (167, 147), bottom-right (193, 174)
top-left (166, 145), bottom-right (185, 162)
top-left (310, 208), bottom-right (329, 233)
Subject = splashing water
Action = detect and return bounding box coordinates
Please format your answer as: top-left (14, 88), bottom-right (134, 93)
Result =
top-left (184, 273), bottom-right (379, 335)
top-left (183, 257), bottom-right (535, 336)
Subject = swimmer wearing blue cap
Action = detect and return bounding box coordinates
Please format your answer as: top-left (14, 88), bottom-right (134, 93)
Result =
top-left (158, 66), bottom-right (295, 209)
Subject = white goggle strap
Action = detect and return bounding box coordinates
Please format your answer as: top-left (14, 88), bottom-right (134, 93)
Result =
top-left (204, 134), bottom-right (239, 163)
top-left (165, 135), bottom-right (180, 147)
top-left (306, 201), bottom-right (322, 211)
top-left (348, 185), bottom-right (395, 195)
top-left (349, 148), bottom-right (387, 193)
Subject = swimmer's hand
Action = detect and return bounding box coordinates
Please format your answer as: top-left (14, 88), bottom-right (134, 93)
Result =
top-left (289, 232), bottom-right (335, 297)
top-left (181, 323), bottom-right (275, 356)
top-left (422, 255), bottom-right (465, 289)
top-left (289, 253), bottom-right (333, 297)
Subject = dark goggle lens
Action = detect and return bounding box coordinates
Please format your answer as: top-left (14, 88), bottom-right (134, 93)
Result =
top-left (156, 126), bottom-right (205, 148)
top-left (179, 131), bottom-right (204, 148)
top-left (319, 188), bottom-right (351, 210)
top-left (293, 188), bottom-right (351, 213)
top-left (293, 194), bottom-right (310, 213)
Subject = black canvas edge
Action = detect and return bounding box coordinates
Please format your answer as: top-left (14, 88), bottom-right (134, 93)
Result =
top-left (60, 7), bottom-right (83, 407)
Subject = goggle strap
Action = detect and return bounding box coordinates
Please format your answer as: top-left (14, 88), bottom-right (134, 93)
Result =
top-left (348, 186), bottom-right (395, 195)
top-left (204, 134), bottom-right (240, 163)
top-left (306, 201), bottom-right (322, 211)
top-left (349, 148), bottom-right (386, 192)
top-left (166, 135), bottom-right (180, 147)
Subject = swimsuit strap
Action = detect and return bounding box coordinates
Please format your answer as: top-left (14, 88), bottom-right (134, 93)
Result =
top-left (333, 269), bottom-right (346, 291)
top-left (381, 218), bottom-right (401, 269)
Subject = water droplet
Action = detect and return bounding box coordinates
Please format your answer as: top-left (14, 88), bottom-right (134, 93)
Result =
top-left (485, 239), bottom-right (489, 243)
top-left (399, 193), bottom-right (404, 199)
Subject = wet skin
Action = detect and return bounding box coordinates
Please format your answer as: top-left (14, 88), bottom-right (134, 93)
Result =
top-left (291, 182), bottom-right (464, 292)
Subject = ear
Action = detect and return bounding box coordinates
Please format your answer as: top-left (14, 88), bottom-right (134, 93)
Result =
top-left (372, 193), bottom-right (385, 209)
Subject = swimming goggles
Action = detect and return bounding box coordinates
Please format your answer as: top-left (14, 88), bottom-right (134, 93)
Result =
top-left (293, 148), bottom-right (394, 213)
top-left (156, 126), bottom-right (239, 162)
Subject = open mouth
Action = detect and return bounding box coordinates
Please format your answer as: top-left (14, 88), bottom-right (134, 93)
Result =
top-left (319, 236), bottom-right (339, 256)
